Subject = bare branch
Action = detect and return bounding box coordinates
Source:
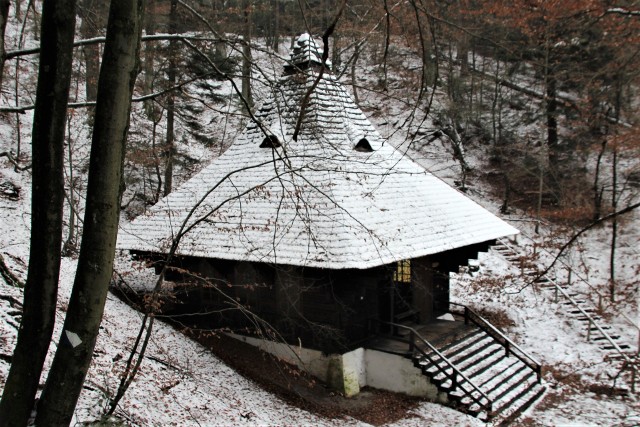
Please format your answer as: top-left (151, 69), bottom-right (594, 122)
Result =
top-left (0, 151), bottom-right (31, 171)
top-left (291, 0), bottom-right (347, 142)
top-left (4, 33), bottom-right (223, 60)
top-left (531, 202), bottom-right (640, 284)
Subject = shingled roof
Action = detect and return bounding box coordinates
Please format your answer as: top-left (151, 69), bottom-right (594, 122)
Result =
top-left (117, 34), bottom-right (518, 269)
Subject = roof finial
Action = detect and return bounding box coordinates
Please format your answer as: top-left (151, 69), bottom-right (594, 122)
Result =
top-left (285, 33), bottom-right (331, 73)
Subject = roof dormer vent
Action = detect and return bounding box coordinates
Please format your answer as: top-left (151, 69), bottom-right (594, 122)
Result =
top-left (260, 135), bottom-right (281, 148)
top-left (354, 137), bottom-right (373, 152)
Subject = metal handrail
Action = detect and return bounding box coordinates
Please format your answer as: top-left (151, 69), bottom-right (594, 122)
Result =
top-left (450, 302), bottom-right (542, 383)
top-left (495, 238), bottom-right (637, 392)
top-left (383, 321), bottom-right (493, 414)
top-left (499, 236), bottom-right (640, 340)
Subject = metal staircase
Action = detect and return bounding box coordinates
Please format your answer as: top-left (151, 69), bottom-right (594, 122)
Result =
top-left (491, 237), bottom-right (638, 393)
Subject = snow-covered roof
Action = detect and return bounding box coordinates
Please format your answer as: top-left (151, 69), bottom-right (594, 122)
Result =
top-left (117, 34), bottom-right (518, 269)
top-left (286, 32), bottom-right (331, 70)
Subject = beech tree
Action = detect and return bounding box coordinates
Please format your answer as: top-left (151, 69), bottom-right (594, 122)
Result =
top-left (33, 0), bottom-right (144, 422)
top-left (0, 1), bottom-right (77, 425)
top-left (0, 0), bottom-right (9, 89)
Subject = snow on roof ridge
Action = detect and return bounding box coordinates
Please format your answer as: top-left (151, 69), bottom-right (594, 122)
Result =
top-left (289, 33), bottom-right (331, 68)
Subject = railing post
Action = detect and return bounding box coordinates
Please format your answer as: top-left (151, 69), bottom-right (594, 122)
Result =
top-left (632, 368), bottom-right (636, 394)
top-left (451, 372), bottom-right (457, 391)
top-left (505, 340), bottom-right (510, 357)
top-left (464, 307), bottom-right (469, 325)
top-left (587, 319), bottom-right (591, 342)
top-left (554, 285), bottom-right (558, 303)
top-left (409, 330), bottom-right (415, 353)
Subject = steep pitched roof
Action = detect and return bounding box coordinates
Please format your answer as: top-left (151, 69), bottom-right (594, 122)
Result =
top-left (117, 34), bottom-right (518, 269)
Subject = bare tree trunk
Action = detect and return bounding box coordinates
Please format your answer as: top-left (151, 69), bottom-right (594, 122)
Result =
top-left (380, 0), bottom-right (390, 90)
top-left (546, 74), bottom-right (558, 156)
top-left (272, 0), bottom-right (280, 52)
top-left (34, 0), bottom-right (144, 424)
top-left (610, 143), bottom-right (617, 302)
top-left (0, 0), bottom-right (10, 90)
top-left (609, 82), bottom-right (623, 303)
top-left (593, 138), bottom-right (607, 220)
top-left (29, 0), bottom-right (40, 41)
top-left (143, 0), bottom-right (156, 118)
top-left (351, 42), bottom-right (360, 104)
top-left (491, 56), bottom-right (501, 147)
top-left (535, 158), bottom-right (544, 234)
top-left (79, 0), bottom-right (101, 102)
top-left (457, 32), bottom-right (469, 77)
top-left (163, 0), bottom-right (177, 197)
top-left (163, 94), bottom-right (175, 196)
top-left (241, 0), bottom-right (253, 110)
top-left (63, 118), bottom-right (78, 255)
top-left (0, 1), bottom-right (77, 425)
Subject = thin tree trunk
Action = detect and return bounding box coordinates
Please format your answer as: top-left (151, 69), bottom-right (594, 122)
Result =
top-left (535, 159), bottom-right (544, 234)
top-left (143, 0), bottom-right (156, 118)
top-left (610, 144), bottom-right (617, 302)
top-left (546, 74), bottom-right (558, 156)
top-left (272, 0), bottom-right (280, 52)
top-left (0, 0), bottom-right (10, 90)
top-left (163, 94), bottom-right (175, 196)
top-left (609, 82), bottom-right (622, 303)
top-left (163, 0), bottom-right (177, 197)
top-left (0, 1), bottom-right (77, 425)
top-left (34, 0), bottom-right (144, 424)
top-left (491, 56), bottom-right (500, 147)
top-left (593, 138), bottom-right (607, 220)
top-left (29, 0), bottom-right (39, 41)
top-left (351, 42), bottom-right (360, 104)
top-left (381, 0), bottom-right (390, 90)
top-left (241, 0), bottom-right (253, 110)
top-left (79, 0), bottom-right (101, 102)
top-left (63, 118), bottom-right (77, 255)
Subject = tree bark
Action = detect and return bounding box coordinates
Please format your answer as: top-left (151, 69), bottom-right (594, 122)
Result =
top-left (163, 0), bottom-right (177, 197)
top-left (0, 0), bottom-right (10, 90)
top-left (79, 1), bottom-right (98, 102)
top-left (546, 74), bottom-right (558, 153)
top-left (34, 0), bottom-right (144, 424)
top-left (0, 1), bottom-right (77, 426)
top-left (241, 0), bottom-right (253, 110)
top-left (610, 144), bottom-right (617, 302)
top-left (143, 0), bottom-right (156, 118)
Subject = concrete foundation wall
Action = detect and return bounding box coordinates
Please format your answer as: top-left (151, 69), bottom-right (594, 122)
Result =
top-left (230, 334), bottom-right (448, 401)
top-left (364, 349), bottom-right (445, 400)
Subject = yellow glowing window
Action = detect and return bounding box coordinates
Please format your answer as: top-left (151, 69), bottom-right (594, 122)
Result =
top-left (394, 260), bottom-right (411, 283)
